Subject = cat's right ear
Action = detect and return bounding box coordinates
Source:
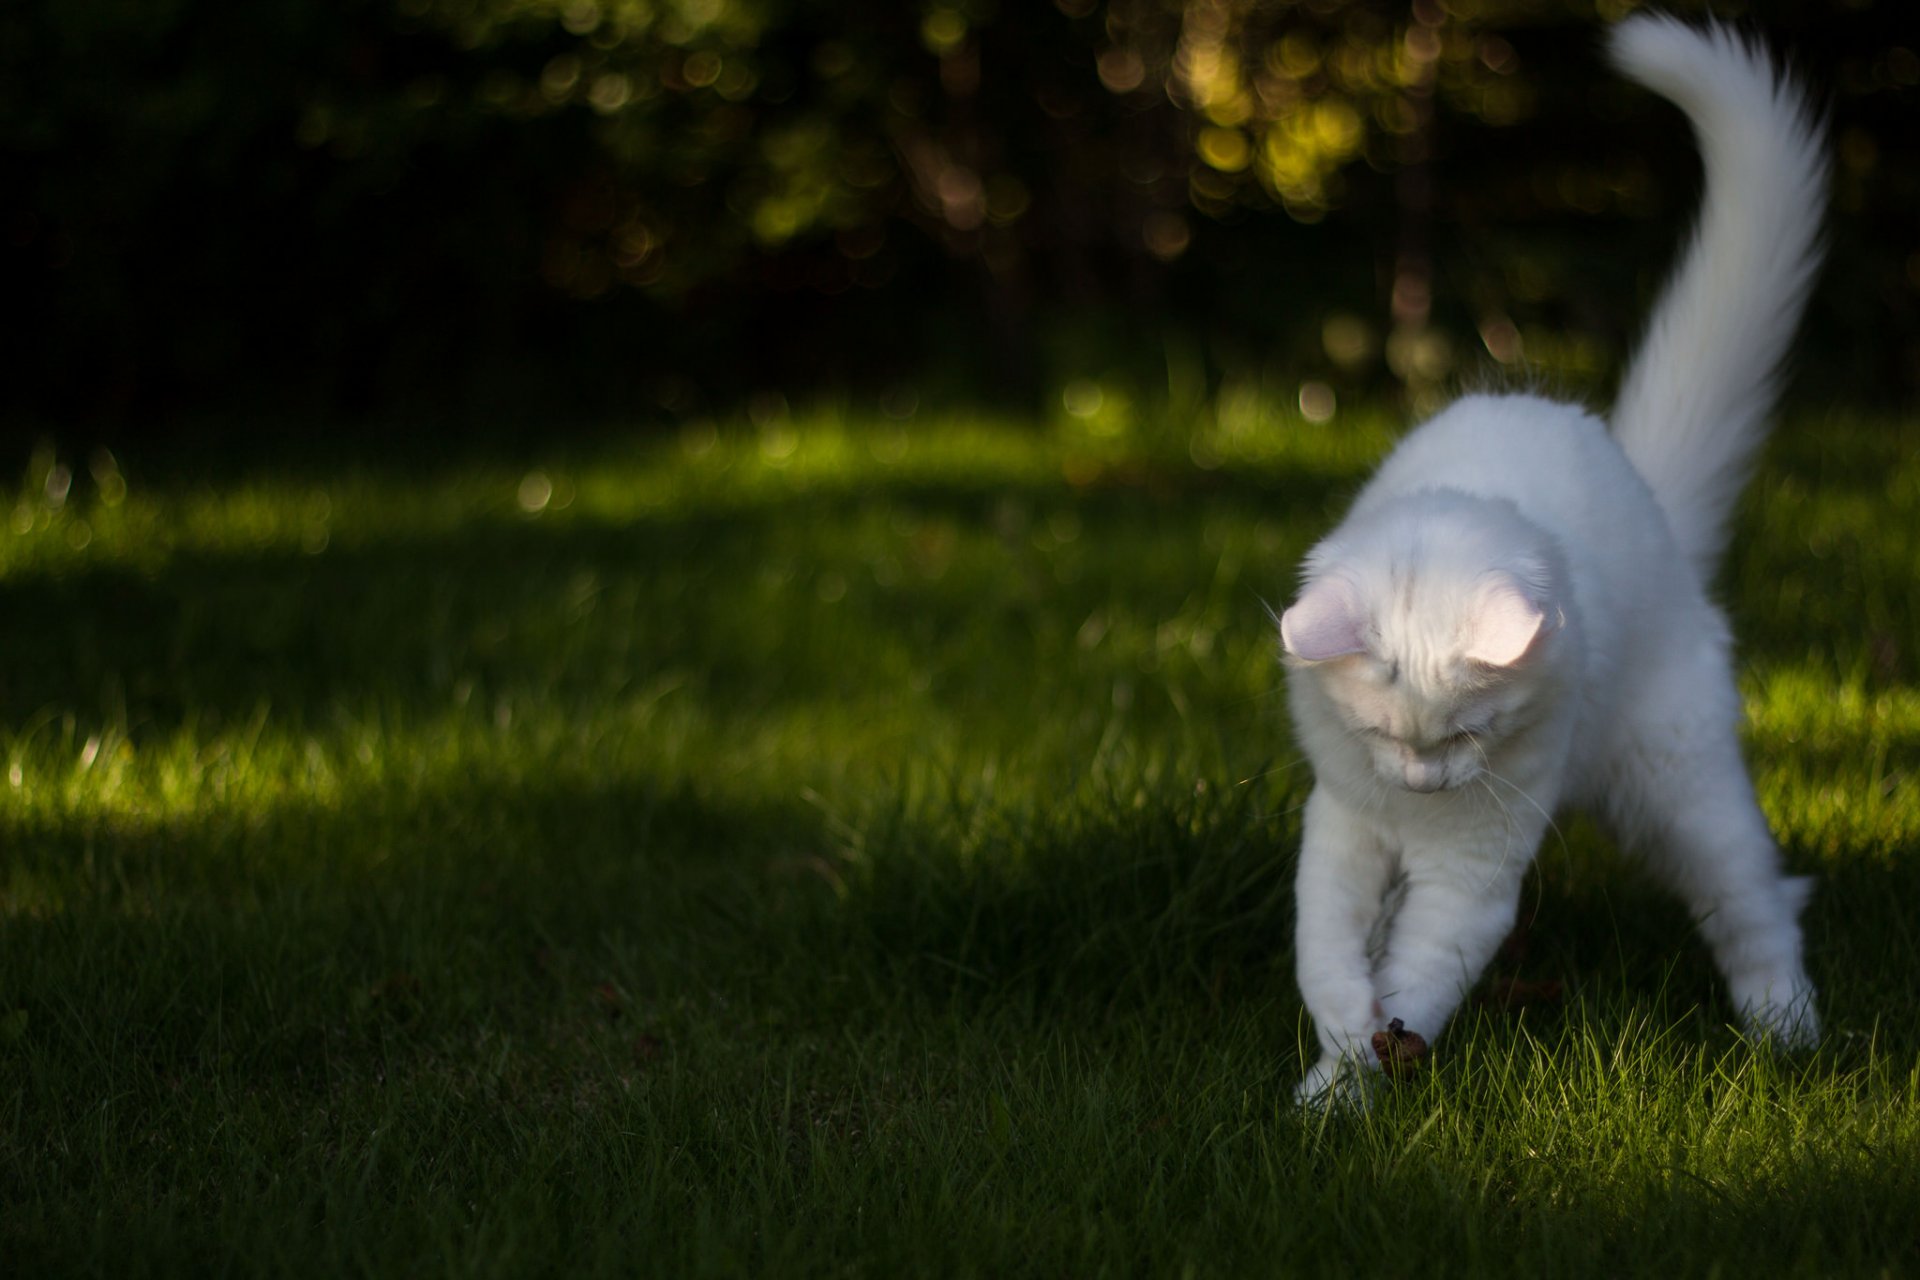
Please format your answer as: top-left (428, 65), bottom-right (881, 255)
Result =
top-left (1279, 578), bottom-right (1370, 662)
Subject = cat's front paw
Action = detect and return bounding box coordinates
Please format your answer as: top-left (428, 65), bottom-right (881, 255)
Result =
top-left (1293, 1055), bottom-right (1374, 1111)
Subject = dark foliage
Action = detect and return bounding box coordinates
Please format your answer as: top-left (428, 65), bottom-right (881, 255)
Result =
top-left (2, 0), bottom-right (1915, 435)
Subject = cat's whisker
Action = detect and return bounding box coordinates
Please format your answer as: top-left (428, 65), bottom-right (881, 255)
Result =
top-left (1251, 796), bottom-right (1315, 823)
top-left (1465, 736), bottom-right (1523, 888)
top-left (1236, 756), bottom-right (1311, 787)
top-left (1473, 747), bottom-right (1568, 857)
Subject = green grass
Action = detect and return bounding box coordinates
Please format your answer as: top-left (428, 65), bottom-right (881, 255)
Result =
top-left (2, 402), bottom-right (1917, 1276)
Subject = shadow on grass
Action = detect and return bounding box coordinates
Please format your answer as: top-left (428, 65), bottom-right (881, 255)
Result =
top-left (0, 770), bottom-right (846, 1099)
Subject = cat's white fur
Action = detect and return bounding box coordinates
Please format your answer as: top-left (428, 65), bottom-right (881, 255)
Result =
top-left (1280, 15), bottom-right (1827, 1104)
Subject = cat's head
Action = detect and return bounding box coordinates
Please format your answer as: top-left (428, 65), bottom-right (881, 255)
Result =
top-left (1278, 492), bottom-right (1566, 794)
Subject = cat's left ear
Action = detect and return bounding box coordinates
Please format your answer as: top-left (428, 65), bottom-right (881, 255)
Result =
top-left (1279, 576), bottom-right (1370, 662)
top-left (1464, 574), bottom-right (1559, 667)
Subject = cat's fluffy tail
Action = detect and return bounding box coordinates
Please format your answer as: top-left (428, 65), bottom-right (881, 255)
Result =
top-left (1607, 16), bottom-right (1827, 583)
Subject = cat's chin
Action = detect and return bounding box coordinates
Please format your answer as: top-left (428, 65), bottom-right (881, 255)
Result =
top-left (1379, 767), bottom-right (1481, 795)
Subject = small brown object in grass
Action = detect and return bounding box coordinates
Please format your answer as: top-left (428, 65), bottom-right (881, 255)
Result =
top-left (1371, 1018), bottom-right (1429, 1077)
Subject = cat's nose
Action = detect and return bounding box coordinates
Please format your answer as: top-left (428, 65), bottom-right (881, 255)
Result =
top-left (1403, 760), bottom-right (1446, 792)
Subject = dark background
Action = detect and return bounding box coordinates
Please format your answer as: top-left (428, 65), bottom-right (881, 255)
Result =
top-left (3, 0), bottom-right (1914, 443)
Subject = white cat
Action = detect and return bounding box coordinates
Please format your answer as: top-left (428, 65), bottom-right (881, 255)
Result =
top-left (1280, 14), bottom-right (1827, 1105)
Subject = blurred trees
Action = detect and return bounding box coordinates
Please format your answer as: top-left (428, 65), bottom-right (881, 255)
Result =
top-left (3, 0), bottom-right (1915, 431)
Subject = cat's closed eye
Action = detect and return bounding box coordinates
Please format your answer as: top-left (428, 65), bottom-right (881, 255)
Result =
top-left (1450, 715), bottom-right (1500, 743)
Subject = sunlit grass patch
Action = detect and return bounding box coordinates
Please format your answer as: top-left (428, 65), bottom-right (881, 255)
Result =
top-left (1746, 666), bottom-right (1920, 860)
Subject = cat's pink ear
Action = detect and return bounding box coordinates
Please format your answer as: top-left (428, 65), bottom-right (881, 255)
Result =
top-left (1463, 577), bottom-right (1552, 667)
top-left (1280, 578), bottom-right (1369, 662)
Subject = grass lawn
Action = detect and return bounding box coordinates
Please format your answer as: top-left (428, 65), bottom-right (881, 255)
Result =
top-left (2, 402), bottom-right (1917, 1276)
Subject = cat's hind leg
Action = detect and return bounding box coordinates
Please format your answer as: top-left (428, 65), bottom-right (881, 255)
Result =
top-left (1602, 681), bottom-right (1819, 1046)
